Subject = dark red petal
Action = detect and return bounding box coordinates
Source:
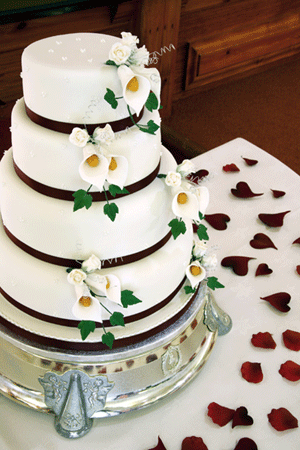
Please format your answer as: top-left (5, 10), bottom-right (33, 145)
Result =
top-left (207, 402), bottom-right (235, 427)
top-left (251, 332), bottom-right (276, 349)
top-left (221, 256), bottom-right (255, 276)
top-left (282, 329), bottom-right (300, 351)
top-left (250, 233), bottom-right (277, 250)
top-left (231, 181), bottom-right (263, 198)
top-left (258, 211), bottom-right (290, 227)
top-left (233, 437), bottom-right (258, 450)
top-left (279, 360), bottom-right (300, 381)
top-left (268, 407), bottom-right (298, 431)
top-left (187, 169), bottom-right (209, 184)
top-left (204, 213), bottom-right (231, 230)
top-left (232, 407), bottom-right (254, 428)
top-left (243, 157), bottom-right (258, 166)
top-left (255, 263), bottom-right (273, 276)
top-left (296, 265), bottom-right (300, 275)
top-left (260, 292), bottom-right (291, 313)
top-left (223, 163), bottom-right (240, 172)
top-left (271, 189), bottom-right (286, 198)
top-left (241, 362), bottom-right (263, 383)
top-left (148, 437), bottom-right (167, 450)
top-left (292, 237), bottom-right (300, 245)
top-left (181, 436), bottom-right (208, 450)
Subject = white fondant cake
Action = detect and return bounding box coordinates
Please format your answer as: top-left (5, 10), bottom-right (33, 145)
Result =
top-left (0, 32), bottom-right (212, 351)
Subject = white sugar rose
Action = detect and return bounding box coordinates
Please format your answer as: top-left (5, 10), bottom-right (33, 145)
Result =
top-left (130, 45), bottom-right (149, 66)
top-left (109, 42), bottom-right (131, 65)
top-left (81, 254), bottom-right (101, 273)
top-left (93, 124), bottom-right (115, 145)
top-left (67, 269), bottom-right (87, 285)
top-left (69, 127), bottom-right (90, 147)
top-left (121, 32), bottom-right (139, 48)
top-left (193, 239), bottom-right (207, 258)
top-left (165, 171), bottom-right (181, 187)
top-left (177, 159), bottom-right (195, 177)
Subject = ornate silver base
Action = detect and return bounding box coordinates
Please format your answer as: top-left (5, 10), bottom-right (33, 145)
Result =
top-left (0, 286), bottom-right (231, 439)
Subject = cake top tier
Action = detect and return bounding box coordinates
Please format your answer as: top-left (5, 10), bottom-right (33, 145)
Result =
top-left (21, 32), bottom-right (160, 125)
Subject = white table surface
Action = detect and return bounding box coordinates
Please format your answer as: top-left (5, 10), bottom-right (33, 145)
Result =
top-left (1, 138), bottom-right (299, 450)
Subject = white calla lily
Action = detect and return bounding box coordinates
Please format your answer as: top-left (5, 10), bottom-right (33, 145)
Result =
top-left (133, 65), bottom-right (161, 104)
top-left (172, 190), bottom-right (199, 221)
top-left (103, 274), bottom-right (121, 305)
top-left (117, 64), bottom-right (150, 116)
top-left (86, 271), bottom-right (121, 306)
top-left (186, 260), bottom-right (206, 288)
top-left (194, 186), bottom-right (210, 216)
top-left (72, 284), bottom-right (102, 322)
top-left (106, 155), bottom-right (128, 189)
top-left (79, 143), bottom-right (109, 191)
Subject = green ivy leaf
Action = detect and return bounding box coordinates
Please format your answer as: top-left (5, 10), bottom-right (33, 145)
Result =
top-left (73, 189), bottom-right (93, 212)
top-left (168, 218), bottom-right (187, 239)
top-left (104, 88), bottom-right (118, 109)
top-left (105, 59), bottom-right (117, 66)
top-left (197, 223), bottom-right (209, 241)
top-left (110, 312), bottom-right (125, 327)
top-left (121, 290), bottom-right (142, 308)
top-left (207, 276), bottom-right (225, 291)
top-left (157, 174), bottom-right (166, 179)
top-left (145, 92), bottom-right (159, 112)
top-left (139, 120), bottom-right (160, 135)
top-left (102, 331), bottom-right (115, 349)
top-left (103, 202), bottom-right (119, 221)
top-left (108, 184), bottom-right (129, 198)
top-left (184, 285), bottom-right (196, 294)
top-left (199, 212), bottom-right (205, 221)
top-left (78, 321), bottom-right (96, 341)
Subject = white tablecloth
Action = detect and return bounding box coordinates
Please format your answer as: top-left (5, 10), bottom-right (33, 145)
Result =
top-left (1, 138), bottom-right (299, 450)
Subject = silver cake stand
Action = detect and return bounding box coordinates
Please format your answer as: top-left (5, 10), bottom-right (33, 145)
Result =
top-left (0, 284), bottom-right (231, 439)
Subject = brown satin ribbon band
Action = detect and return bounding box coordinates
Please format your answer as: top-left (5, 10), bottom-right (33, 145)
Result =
top-left (25, 103), bottom-right (143, 135)
top-left (3, 224), bottom-right (172, 269)
top-left (0, 280), bottom-right (198, 352)
top-left (0, 276), bottom-right (186, 329)
top-left (13, 159), bottom-right (161, 202)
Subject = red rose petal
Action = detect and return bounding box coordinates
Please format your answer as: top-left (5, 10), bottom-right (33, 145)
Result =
top-left (292, 237), bottom-right (300, 245)
top-left (148, 437), bottom-right (167, 450)
top-left (250, 233), bottom-right (277, 250)
top-left (296, 265), bottom-right (300, 275)
top-left (279, 360), bottom-right (300, 381)
top-left (255, 263), bottom-right (273, 276)
top-left (271, 189), bottom-right (286, 198)
top-left (258, 211), bottom-right (290, 227)
top-left (268, 407), bottom-right (298, 431)
top-left (260, 292), bottom-right (291, 313)
top-left (282, 329), bottom-right (300, 351)
top-left (223, 163), bottom-right (240, 172)
top-left (231, 181), bottom-right (263, 198)
top-left (233, 437), bottom-right (258, 450)
top-left (207, 402), bottom-right (235, 427)
top-left (241, 362), bottom-right (263, 383)
top-left (187, 169), bottom-right (209, 184)
top-left (243, 157), bottom-right (258, 166)
top-left (251, 332), bottom-right (276, 349)
top-left (204, 213), bottom-right (231, 230)
top-left (221, 256), bottom-right (255, 276)
top-left (232, 406), bottom-right (254, 428)
top-left (181, 436), bottom-right (208, 450)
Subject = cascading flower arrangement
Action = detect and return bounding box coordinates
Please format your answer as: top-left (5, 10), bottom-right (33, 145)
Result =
top-left (67, 254), bottom-right (141, 348)
top-left (104, 32), bottom-right (161, 134)
top-left (69, 124), bottom-right (129, 221)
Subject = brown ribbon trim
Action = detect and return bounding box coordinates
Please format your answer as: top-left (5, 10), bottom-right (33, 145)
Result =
top-left (0, 276), bottom-right (185, 329)
top-left (25, 104), bottom-right (142, 135)
top-left (0, 281), bottom-right (198, 352)
top-left (13, 159), bottom-right (161, 202)
top-left (3, 224), bottom-right (172, 269)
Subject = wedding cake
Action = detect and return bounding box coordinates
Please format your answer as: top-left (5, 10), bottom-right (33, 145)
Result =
top-left (0, 32), bottom-right (227, 436)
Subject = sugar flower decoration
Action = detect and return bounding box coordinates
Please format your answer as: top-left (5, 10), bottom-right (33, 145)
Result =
top-left (117, 64), bottom-right (150, 116)
top-left (186, 260), bottom-right (206, 288)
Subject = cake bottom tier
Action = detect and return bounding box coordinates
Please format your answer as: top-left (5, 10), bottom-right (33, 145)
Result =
top-left (0, 285), bottom-right (217, 433)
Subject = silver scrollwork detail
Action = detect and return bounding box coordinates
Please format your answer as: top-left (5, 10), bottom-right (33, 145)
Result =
top-left (204, 289), bottom-right (232, 336)
top-left (39, 370), bottom-right (113, 439)
top-left (162, 345), bottom-right (182, 375)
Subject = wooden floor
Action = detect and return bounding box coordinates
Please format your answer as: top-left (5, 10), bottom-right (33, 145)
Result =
top-left (164, 58), bottom-right (300, 175)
